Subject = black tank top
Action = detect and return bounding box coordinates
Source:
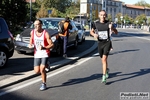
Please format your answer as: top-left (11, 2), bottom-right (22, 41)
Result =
top-left (93, 20), bottom-right (110, 41)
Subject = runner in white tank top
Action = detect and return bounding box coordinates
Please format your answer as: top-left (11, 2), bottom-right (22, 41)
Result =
top-left (29, 19), bottom-right (54, 90)
top-left (32, 29), bottom-right (50, 58)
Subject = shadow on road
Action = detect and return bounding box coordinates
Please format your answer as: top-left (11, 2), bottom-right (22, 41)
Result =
top-left (47, 72), bottom-right (121, 89)
top-left (106, 68), bottom-right (150, 85)
top-left (109, 49), bottom-right (140, 55)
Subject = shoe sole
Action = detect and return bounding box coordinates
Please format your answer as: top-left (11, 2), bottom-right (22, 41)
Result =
top-left (40, 88), bottom-right (47, 91)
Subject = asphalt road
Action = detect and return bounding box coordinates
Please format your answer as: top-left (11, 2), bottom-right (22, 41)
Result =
top-left (0, 29), bottom-right (150, 100)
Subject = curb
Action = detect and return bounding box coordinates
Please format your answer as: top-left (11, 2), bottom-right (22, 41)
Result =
top-left (0, 38), bottom-right (97, 89)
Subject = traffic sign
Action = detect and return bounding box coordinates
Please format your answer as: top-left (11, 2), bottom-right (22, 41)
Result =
top-left (48, 10), bottom-right (52, 14)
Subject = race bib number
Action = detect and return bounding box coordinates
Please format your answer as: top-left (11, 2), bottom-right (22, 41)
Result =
top-left (35, 39), bottom-right (43, 50)
top-left (98, 31), bottom-right (108, 39)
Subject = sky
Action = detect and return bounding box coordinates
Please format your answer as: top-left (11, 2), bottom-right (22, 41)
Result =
top-left (121, 0), bottom-right (150, 4)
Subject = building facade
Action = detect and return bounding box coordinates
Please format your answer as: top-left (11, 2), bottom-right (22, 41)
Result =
top-left (80, 0), bottom-right (150, 22)
top-left (123, 4), bottom-right (150, 19)
top-left (80, 0), bottom-right (103, 19)
top-left (106, 0), bottom-right (123, 21)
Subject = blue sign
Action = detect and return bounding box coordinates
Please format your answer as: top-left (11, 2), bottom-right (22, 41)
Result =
top-left (48, 10), bottom-right (52, 14)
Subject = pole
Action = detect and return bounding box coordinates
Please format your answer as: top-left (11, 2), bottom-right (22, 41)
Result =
top-left (102, 0), bottom-right (103, 10)
top-left (90, 3), bottom-right (92, 31)
top-left (80, 13), bottom-right (81, 24)
top-left (30, 0), bottom-right (32, 22)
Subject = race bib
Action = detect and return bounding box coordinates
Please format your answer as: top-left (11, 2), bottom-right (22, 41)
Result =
top-left (35, 39), bottom-right (43, 50)
top-left (98, 31), bottom-right (108, 39)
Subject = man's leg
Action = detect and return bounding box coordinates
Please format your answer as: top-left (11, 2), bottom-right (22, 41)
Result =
top-left (63, 36), bottom-right (67, 57)
top-left (34, 58), bottom-right (41, 74)
top-left (102, 55), bottom-right (108, 75)
top-left (101, 55), bottom-right (108, 83)
top-left (39, 57), bottom-right (48, 90)
top-left (40, 65), bottom-right (46, 83)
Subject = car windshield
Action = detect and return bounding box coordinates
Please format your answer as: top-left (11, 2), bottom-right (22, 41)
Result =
top-left (30, 19), bottom-right (61, 29)
top-left (76, 25), bottom-right (82, 30)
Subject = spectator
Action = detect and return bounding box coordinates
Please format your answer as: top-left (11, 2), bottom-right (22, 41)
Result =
top-left (59, 17), bottom-right (72, 58)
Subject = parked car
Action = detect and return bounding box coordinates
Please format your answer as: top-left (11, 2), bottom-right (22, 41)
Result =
top-left (75, 22), bottom-right (86, 44)
top-left (15, 17), bottom-right (79, 56)
top-left (0, 17), bottom-right (14, 68)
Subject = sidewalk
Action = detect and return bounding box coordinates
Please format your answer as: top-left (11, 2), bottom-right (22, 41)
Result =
top-left (0, 36), bottom-right (97, 89)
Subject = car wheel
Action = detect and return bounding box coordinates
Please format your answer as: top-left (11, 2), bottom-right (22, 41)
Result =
top-left (9, 49), bottom-right (14, 58)
top-left (78, 38), bottom-right (83, 45)
top-left (0, 49), bottom-right (8, 68)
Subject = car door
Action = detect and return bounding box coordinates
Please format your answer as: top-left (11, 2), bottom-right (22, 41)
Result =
top-left (68, 21), bottom-right (78, 45)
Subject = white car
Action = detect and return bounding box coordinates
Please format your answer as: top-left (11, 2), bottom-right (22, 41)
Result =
top-left (75, 22), bottom-right (86, 44)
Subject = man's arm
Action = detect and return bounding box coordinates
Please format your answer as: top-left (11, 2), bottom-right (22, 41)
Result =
top-left (90, 22), bottom-right (98, 38)
top-left (29, 31), bottom-right (34, 48)
top-left (109, 24), bottom-right (118, 34)
top-left (45, 32), bottom-right (54, 49)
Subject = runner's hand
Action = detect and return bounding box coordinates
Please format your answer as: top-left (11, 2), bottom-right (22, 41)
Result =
top-left (94, 34), bottom-right (98, 38)
top-left (39, 44), bottom-right (43, 50)
top-left (28, 44), bottom-right (34, 48)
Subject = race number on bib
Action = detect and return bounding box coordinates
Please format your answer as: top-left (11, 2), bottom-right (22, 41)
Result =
top-left (98, 31), bottom-right (108, 39)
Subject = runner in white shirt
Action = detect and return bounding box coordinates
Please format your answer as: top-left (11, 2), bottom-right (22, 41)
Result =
top-left (29, 19), bottom-right (54, 91)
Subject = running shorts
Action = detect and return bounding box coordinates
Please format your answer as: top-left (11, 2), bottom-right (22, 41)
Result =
top-left (98, 40), bottom-right (111, 58)
top-left (34, 57), bottom-right (48, 67)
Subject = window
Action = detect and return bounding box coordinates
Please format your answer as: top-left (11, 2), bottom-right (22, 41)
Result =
top-left (103, 1), bottom-right (105, 8)
top-left (94, 5), bottom-right (96, 10)
top-left (106, 1), bottom-right (108, 4)
top-left (114, 8), bottom-right (116, 12)
top-left (135, 10), bottom-right (136, 15)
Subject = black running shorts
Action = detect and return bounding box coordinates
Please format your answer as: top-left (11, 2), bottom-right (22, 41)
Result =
top-left (34, 57), bottom-right (48, 67)
top-left (98, 40), bottom-right (111, 58)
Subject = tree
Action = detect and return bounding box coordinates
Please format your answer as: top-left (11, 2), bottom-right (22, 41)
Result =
top-left (0, 0), bottom-right (28, 34)
top-left (36, 4), bottom-right (48, 18)
top-left (134, 0), bottom-right (150, 7)
top-left (134, 14), bottom-right (147, 25)
top-left (35, 0), bottom-right (72, 13)
top-left (65, 1), bottom-right (80, 19)
top-left (107, 14), bottom-right (112, 22)
top-left (123, 14), bottom-right (133, 24)
top-left (50, 8), bottom-right (59, 17)
top-left (115, 13), bottom-right (122, 24)
top-left (34, 0), bottom-right (73, 18)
